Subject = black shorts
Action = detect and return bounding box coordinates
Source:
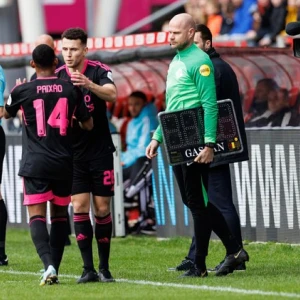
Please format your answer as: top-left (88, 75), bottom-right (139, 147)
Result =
top-left (23, 176), bottom-right (72, 206)
top-left (72, 153), bottom-right (114, 197)
top-left (0, 126), bottom-right (5, 184)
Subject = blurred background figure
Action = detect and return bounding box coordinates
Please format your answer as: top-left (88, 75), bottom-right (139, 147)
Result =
top-left (246, 85), bottom-right (299, 126)
top-left (244, 78), bottom-right (278, 122)
top-left (252, 0), bottom-right (288, 46)
top-left (205, 0), bottom-right (223, 36)
top-left (0, 65), bottom-right (8, 266)
top-left (228, 0), bottom-right (257, 38)
top-left (121, 91), bottom-right (158, 235)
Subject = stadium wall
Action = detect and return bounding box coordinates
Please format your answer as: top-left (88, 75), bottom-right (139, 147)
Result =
top-left (152, 129), bottom-right (300, 243)
top-left (4, 129), bottom-right (300, 243)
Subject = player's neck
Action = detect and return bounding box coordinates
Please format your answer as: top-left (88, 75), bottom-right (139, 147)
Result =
top-left (36, 70), bottom-right (55, 78)
top-left (68, 60), bottom-right (86, 74)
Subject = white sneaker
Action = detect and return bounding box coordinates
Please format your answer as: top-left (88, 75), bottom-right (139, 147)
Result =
top-left (40, 265), bottom-right (58, 286)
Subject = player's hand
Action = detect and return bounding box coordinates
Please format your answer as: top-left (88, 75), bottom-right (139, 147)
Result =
top-left (16, 78), bottom-right (26, 85)
top-left (146, 140), bottom-right (160, 159)
top-left (71, 70), bottom-right (92, 89)
top-left (194, 147), bottom-right (214, 164)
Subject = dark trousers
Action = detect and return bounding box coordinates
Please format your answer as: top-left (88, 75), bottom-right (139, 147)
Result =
top-left (173, 162), bottom-right (212, 267)
top-left (187, 164), bottom-right (243, 261)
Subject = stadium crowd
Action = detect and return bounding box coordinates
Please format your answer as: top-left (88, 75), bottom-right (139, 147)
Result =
top-left (182, 0), bottom-right (294, 47)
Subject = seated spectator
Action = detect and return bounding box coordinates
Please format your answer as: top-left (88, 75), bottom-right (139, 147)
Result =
top-left (121, 91), bottom-right (158, 234)
top-left (246, 87), bottom-right (299, 127)
top-left (246, 0), bottom-right (272, 43)
top-left (285, 0), bottom-right (300, 24)
top-left (255, 0), bottom-right (288, 46)
top-left (219, 0), bottom-right (235, 35)
top-left (229, 0), bottom-right (257, 38)
top-left (244, 78), bottom-right (278, 121)
top-left (184, 0), bottom-right (207, 24)
top-left (205, 0), bottom-right (223, 36)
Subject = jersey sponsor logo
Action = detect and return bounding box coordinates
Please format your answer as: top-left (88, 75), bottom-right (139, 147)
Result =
top-left (7, 95), bottom-right (12, 105)
top-left (107, 71), bottom-right (114, 82)
top-left (199, 64), bottom-right (210, 76)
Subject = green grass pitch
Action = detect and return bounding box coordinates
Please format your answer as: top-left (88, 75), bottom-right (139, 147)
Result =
top-left (0, 229), bottom-right (300, 299)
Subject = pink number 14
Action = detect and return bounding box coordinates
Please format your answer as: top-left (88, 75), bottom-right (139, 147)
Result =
top-left (33, 98), bottom-right (69, 137)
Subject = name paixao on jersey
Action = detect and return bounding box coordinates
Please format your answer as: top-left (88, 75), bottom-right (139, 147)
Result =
top-left (37, 84), bottom-right (63, 93)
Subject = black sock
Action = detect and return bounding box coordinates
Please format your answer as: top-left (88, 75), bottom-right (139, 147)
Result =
top-left (50, 216), bottom-right (68, 274)
top-left (209, 202), bottom-right (240, 255)
top-left (29, 215), bottom-right (52, 270)
top-left (95, 213), bottom-right (112, 270)
top-left (0, 199), bottom-right (7, 258)
top-left (73, 213), bottom-right (94, 271)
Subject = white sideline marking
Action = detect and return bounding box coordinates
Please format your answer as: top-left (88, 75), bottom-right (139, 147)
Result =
top-left (0, 269), bottom-right (299, 298)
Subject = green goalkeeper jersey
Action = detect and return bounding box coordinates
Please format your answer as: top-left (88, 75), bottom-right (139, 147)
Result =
top-left (152, 43), bottom-right (218, 144)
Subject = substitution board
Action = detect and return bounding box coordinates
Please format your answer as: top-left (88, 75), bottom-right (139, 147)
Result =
top-left (158, 99), bottom-right (244, 166)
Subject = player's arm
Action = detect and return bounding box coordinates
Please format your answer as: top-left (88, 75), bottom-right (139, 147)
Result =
top-left (193, 60), bottom-right (218, 164)
top-left (74, 88), bottom-right (94, 131)
top-left (87, 82), bottom-right (116, 103)
top-left (79, 117), bottom-right (93, 131)
top-left (71, 69), bottom-right (117, 103)
top-left (3, 107), bottom-right (10, 119)
top-left (4, 90), bottom-right (22, 120)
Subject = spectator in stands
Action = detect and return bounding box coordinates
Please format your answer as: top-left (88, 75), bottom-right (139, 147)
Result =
top-left (286, 0), bottom-right (300, 23)
top-left (205, 0), bottom-right (223, 36)
top-left (184, 0), bottom-right (207, 25)
top-left (246, 86), bottom-right (299, 126)
top-left (254, 0), bottom-right (288, 46)
top-left (244, 78), bottom-right (278, 122)
top-left (246, 0), bottom-right (272, 43)
top-left (229, 0), bottom-right (257, 37)
top-left (122, 91), bottom-right (158, 234)
top-left (219, 0), bottom-right (235, 35)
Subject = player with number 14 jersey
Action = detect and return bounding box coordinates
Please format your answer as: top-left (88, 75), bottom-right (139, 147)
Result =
top-left (5, 77), bottom-right (91, 179)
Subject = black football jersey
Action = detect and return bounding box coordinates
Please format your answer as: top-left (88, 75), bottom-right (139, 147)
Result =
top-left (55, 60), bottom-right (115, 161)
top-left (5, 77), bottom-right (91, 179)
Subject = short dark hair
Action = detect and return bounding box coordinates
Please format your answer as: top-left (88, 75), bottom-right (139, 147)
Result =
top-left (195, 24), bottom-right (212, 43)
top-left (32, 44), bottom-right (56, 68)
top-left (129, 91), bottom-right (147, 102)
top-left (61, 27), bottom-right (88, 45)
top-left (257, 78), bottom-right (279, 90)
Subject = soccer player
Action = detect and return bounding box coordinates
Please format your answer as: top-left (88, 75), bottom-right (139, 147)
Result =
top-left (56, 28), bottom-right (117, 283)
top-left (0, 65), bottom-right (8, 266)
top-left (146, 13), bottom-right (249, 277)
top-left (4, 44), bottom-right (93, 285)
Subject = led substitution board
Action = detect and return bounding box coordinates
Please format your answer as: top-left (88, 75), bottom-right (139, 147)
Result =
top-left (158, 99), bottom-right (243, 166)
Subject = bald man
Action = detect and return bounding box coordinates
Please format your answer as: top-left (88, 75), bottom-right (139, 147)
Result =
top-left (35, 34), bottom-right (55, 49)
top-left (30, 34), bottom-right (63, 81)
top-left (146, 13), bottom-right (249, 278)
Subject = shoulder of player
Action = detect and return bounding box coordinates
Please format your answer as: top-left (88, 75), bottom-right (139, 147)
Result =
top-left (11, 81), bottom-right (31, 95)
top-left (86, 60), bottom-right (111, 72)
top-left (55, 64), bottom-right (67, 74)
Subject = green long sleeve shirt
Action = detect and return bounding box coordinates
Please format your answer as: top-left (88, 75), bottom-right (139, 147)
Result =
top-left (153, 43), bottom-right (218, 144)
